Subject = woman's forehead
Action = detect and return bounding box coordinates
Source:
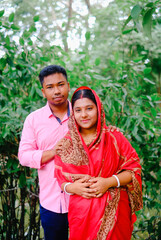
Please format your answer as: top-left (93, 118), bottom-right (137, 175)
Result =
top-left (74, 98), bottom-right (96, 108)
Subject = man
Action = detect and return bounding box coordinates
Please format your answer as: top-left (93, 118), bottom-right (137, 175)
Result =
top-left (18, 65), bottom-right (70, 240)
top-left (18, 65), bottom-right (118, 240)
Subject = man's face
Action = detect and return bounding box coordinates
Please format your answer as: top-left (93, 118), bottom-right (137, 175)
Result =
top-left (41, 73), bottom-right (70, 107)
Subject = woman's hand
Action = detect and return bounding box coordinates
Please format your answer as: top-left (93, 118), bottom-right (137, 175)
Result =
top-left (89, 177), bottom-right (112, 198)
top-left (64, 177), bottom-right (97, 199)
top-left (89, 172), bottom-right (132, 197)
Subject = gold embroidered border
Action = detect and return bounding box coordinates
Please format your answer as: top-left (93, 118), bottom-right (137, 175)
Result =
top-left (96, 188), bottom-right (120, 240)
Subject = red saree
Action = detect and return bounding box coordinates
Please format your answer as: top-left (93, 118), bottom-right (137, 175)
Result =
top-left (55, 87), bottom-right (143, 240)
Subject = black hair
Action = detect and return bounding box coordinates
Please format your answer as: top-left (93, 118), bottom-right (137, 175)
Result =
top-left (39, 65), bottom-right (68, 87)
top-left (71, 89), bottom-right (97, 108)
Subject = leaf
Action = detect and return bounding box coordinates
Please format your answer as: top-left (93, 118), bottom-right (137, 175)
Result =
top-left (29, 25), bottom-right (36, 33)
top-left (135, 134), bottom-right (142, 142)
top-left (19, 172), bottom-right (26, 188)
top-left (0, 10), bottom-right (5, 17)
top-left (146, 2), bottom-right (154, 8)
top-left (40, 56), bottom-right (50, 62)
top-left (151, 94), bottom-right (161, 102)
top-left (122, 29), bottom-right (133, 34)
top-left (2, 24), bottom-right (10, 29)
top-left (142, 8), bottom-right (154, 38)
top-left (28, 39), bottom-right (33, 46)
top-left (131, 5), bottom-right (142, 20)
top-left (36, 88), bottom-right (43, 97)
top-left (23, 31), bottom-right (30, 38)
top-left (150, 108), bottom-right (157, 117)
top-left (8, 12), bottom-right (15, 22)
top-left (5, 36), bottom-right (10, 46)
top-left (11, 24), bottom-right (20, 30)
top-left (33, 15), bottom-right (39, 22)
top-left (95, 58), bottom-right (100, 66)
top-left (122, 15), bottom-right (132, 31)
top-left (85, 31), bottom-right (90, 40)
top-left (133, 56), bottom-right (144, 62)
top-left (143, 67), bottom-right (152, 74)
top-left (19, 37), bottom-right (24, 46)
top-left (0, 58), bottom-right (6, 69)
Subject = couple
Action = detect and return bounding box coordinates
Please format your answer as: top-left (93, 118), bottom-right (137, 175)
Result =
top-left (18, 65), bottom-right (142, 240)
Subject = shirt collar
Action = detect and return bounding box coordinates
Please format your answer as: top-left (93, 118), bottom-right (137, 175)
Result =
top-left (45, 100), bottom-right (71, 119)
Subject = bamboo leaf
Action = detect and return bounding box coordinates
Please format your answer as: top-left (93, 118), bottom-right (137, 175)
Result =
top-left (85, 31), bottom-right (91, 40)
top-left (142, 8), bottom-right (154, 38)
top-left (131, 5), bottom-right (142, 20)
top-left (122, 29), bottom-right (133, 34)
top-left (11, 24), bottom-right (20, 30)
top-left (8, 12), bottom-right (15, 22)
top-left (122, 15), bottom-right (132, 31)
top-left (0, 10), bottom-right (5, 17)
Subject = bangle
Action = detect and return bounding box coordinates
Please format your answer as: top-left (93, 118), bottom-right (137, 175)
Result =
top-left (64, 182), bottom-right (73, 195)
top-left (112, 175), bottom-right (120, 188)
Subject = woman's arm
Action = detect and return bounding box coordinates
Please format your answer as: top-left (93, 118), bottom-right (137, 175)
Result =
top-left (41, 149), bottom-right (56, 165)
top-left (89, 171), bottom-right (132, 198)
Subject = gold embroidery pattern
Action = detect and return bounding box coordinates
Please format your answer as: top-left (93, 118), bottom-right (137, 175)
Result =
top-left (127, 172), bottom-right (143, 214)
top-left (56, 113), bottom-right (89, 166)
top-left (55, 164), bottom-right (90, 182)
top-left (96, 188), bottom-right (120, 240)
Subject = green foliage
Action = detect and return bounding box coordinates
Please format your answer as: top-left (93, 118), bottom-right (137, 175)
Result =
top-left (0, 0), bottom-right (160, 239)
top-left (123, 0), bottom-right (159, 39)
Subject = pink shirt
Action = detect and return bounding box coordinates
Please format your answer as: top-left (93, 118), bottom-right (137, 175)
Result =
top-left (18, 102), bottom-right (70, 213)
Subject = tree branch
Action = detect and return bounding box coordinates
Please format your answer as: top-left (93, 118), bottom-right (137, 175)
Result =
top-left (84, 0), bottom-right (91, 12)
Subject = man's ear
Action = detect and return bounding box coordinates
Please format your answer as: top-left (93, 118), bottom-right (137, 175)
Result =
top-left (41, 88), bottom-right (46, 98)
top-left (68, 82), bottom-right (70, 91)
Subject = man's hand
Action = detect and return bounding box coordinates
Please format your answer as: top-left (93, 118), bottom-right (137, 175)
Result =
top-left (108, 125), bottom-right (120, 132)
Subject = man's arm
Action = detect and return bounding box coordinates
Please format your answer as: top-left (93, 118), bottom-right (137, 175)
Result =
top-left (18, 115), bottom-right (55, 169)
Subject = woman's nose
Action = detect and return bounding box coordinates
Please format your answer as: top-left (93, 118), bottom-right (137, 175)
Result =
top-left (81, 110), bottom-right (87, 117)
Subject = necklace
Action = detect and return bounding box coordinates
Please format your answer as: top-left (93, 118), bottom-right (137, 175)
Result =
top-left (81, 132), bottom-right (97, 146)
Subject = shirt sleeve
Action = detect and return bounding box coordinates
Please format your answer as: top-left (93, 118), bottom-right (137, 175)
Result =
top-left (18, 114), bottom-right (43, 169)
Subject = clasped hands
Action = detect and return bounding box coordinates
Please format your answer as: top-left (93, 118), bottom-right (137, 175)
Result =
top-left (68, 176), bottom-right (111, 199)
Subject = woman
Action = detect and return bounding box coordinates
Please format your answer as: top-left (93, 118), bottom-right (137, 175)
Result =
top-left (54, 86), bottom-right (143, 240)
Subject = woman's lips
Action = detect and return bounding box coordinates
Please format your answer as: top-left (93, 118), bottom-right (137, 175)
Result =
top-left (81, 119), bottom-right (90, 123)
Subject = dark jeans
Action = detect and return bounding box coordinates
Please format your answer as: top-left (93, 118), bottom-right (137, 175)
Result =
top-left (40, 205), bottom-right (68, 240)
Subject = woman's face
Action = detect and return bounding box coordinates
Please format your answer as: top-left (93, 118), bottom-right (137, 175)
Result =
top-left (73, 97), bottom-right (98, 132)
